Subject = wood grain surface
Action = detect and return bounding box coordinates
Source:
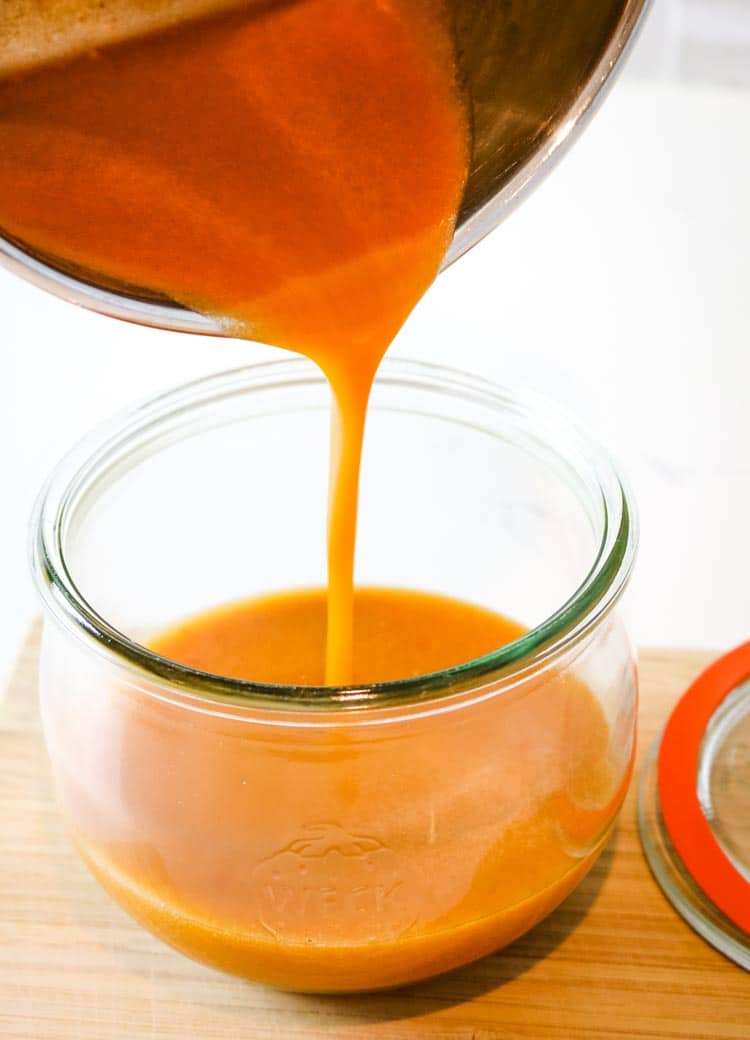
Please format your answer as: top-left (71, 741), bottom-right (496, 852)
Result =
top-left (1, 626), bottom-right (748, 1039)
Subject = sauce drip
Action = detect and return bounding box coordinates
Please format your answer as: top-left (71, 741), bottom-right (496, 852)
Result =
top-left (0, 0), bottom-right (468, 682)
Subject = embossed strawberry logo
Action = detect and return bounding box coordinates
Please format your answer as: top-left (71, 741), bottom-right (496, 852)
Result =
top-left (251, 822), bottom-right (420, 943)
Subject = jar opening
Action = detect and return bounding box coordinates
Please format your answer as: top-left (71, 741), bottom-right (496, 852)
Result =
top-left (30, 358), bottom-right (638, 711)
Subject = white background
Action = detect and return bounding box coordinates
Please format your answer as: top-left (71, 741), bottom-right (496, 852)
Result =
top-left (2, 0), bottom-right (750, 686)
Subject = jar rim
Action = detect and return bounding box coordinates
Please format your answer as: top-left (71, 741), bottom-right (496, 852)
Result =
top-left (30, 357), bottom-right (638, 712)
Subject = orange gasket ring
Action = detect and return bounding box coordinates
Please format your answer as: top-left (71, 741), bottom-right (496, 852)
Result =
top-left (658, 641), bottom-right (750, 934)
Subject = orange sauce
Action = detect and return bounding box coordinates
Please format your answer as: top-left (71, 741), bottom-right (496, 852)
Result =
top-left (0, 0), bottom-right (468, 682)
top-left (52, 587), bottom-right (628, 992)
top-left (148, 586), bottom-right (527, 686)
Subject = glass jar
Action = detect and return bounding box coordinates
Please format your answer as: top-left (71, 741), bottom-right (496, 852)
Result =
top-left (30, 358), bottom-right (638, 992)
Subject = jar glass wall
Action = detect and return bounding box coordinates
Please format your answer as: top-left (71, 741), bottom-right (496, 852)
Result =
top-left (31, 359), bottom-right (638, 992)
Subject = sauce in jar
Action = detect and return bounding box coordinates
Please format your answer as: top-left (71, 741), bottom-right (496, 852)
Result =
top-left (59, 587), bottom-right (625, 991)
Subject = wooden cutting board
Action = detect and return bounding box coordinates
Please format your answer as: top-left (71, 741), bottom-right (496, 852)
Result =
top-left (1, 625), bottom-right (747, 1039)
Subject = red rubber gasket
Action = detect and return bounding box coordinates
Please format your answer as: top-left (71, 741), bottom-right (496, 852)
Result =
top-left (658, 642), bottom-right (750, 934)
